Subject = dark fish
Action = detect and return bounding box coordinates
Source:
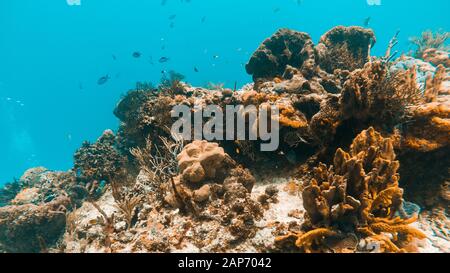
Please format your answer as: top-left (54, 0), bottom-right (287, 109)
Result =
top-left (363, 17), bottom-right (371, 27)
top-left (161, 0), bottom-right (167, 6)
top-left (79, 82), bottom-right (83, 90)
top-left (159, 57), bottom-right (170, 63)
top-left (169, 14), bottom-right (177, 20)
top-left (170, 22), bottom-right (175, 28)
top-left (213, 55), bottom-right (219, 59)
top-left (273, 7), bottom-right (281, 13)
top-left (194, 67), bottom-right (199, 72)
top-left (132, 51), bottom-right (142, 58)
top-left (201, 16), bottom-right (207, 23)
top-left (97, 75), bottom-right (110, 85)
top-left (112, 54), bottom-right (117, 61)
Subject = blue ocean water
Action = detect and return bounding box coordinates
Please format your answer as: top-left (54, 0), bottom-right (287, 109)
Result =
top-left (0, 0), bottom-right (449, 184)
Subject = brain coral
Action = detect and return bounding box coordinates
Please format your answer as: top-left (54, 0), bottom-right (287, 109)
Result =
top-left (177, 140), bottom-right (233, 183)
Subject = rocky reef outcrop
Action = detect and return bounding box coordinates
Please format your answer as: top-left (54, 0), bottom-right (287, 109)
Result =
top-left (0, 196), bottom-right (70, 253)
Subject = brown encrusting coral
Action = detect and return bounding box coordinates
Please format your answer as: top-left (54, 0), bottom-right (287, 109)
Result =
top-left (246, 28), bottom-right (317, 83)
top-left (0, 196), bottom-right (70, 253)
top-left (74, 130), bottom-right (126, 185)
top-left (1, 25), bottom-right (449, 253)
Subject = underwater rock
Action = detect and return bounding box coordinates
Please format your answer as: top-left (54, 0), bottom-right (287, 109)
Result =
top-left (11, 187), bottom-right (40, 205)
top-left (316, 26), bottom-right (376, 73)
top-left (0, 180), bottom-right (22, 207)
top-left (19, 167), bottom-right (49, 188)
top-left (390, 55), bottom-right (439, 92)
top-left (0, 196), bottom-right (70, 253)
top-left (399, 147), bottom-right (450, 210)
top-left (423, 48), bottom-right (450, 68)
top-left (246, 28), bottom-right (317, 83)
top-left (2, 167), bottom-right (78, 207)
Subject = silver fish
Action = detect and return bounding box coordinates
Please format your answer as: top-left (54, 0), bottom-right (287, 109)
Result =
top-left (97, 75), bottom-right (110, 85)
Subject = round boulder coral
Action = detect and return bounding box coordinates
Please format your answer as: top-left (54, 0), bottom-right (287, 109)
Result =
top-left (177, 140), bottom-right (232, 183)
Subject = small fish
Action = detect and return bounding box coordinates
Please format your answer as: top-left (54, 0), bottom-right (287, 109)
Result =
top-left (170, 22), bottom-right (175, 28)
top-left (159, 56), bottom-right (170, 63)
top-left (194, 67), bottom-right (199, 72)
top-left (132, 51), bottom-right (142, 58)
top-left (79, 82), bottom-right (83, 90)
top-left (112, 54), bottom-right (117, 61)
top-left (213, 55), bottom-right (219, 59)
top-left (97, 75), bottom-right (110, 85)
top-left (169, 14), bottom-right (177, 20)
top-left (363, 17), bottom-right (371, 27)
top-left (161, 0), bottom-right (167, 6)
top-left (201, 16), bottom-right (207, 23)
top-left (273, 7), bottom-right (281, 13)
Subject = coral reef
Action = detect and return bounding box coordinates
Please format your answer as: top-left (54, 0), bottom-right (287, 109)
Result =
top-left (1, 25), bottom-right (449, 253)
top-left (164, 140), bottom-right (262, 240)
top-left (74, 130), bottom-right (126, 185)
top-left (246, 29), bottom-right (317, 83)
top-left (0, 179), bottom-right (21, 207)
top-left (276, 128), bottom-right (427, 253)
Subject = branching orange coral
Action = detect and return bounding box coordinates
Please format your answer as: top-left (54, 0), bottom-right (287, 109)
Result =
top-left (278, 127), bottom-right (427, 253)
